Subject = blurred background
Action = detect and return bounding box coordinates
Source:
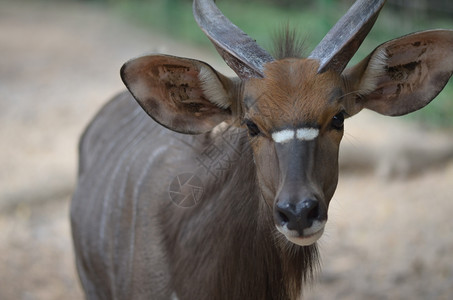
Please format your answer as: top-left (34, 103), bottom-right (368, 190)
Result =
top-left (1, 0), bottom-right (452, 299)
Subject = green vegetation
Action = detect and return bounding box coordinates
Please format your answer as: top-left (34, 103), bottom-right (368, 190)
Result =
top-left (98, 0), bottom-right (453, 128)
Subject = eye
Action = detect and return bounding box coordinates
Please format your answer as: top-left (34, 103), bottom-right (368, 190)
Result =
top-left (331, 111), bottom-right (345, 130)
top-left (245, 120), bottom-right (261, 137)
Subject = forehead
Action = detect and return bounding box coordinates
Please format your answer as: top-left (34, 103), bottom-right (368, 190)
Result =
top-left (244, 58), bottom-right (342, 129)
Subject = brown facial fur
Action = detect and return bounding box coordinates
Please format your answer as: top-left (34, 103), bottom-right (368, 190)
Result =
top-left (244, 59), bottom-right (344, 132)
top-left (242, 59), bottom-right (345, 219)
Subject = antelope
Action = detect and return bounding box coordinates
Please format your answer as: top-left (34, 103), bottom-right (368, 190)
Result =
top-left (71, 0), bottom-right (453, 299)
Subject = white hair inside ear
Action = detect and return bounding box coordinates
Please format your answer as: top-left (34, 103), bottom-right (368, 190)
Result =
top-left (198, 66), bottom-right (231, 109)
top-left (357, 48), bottom-right (388, 95)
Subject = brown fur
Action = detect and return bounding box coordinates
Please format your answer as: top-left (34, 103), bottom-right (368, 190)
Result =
top-left (245, 59), bottom-right (343, 131)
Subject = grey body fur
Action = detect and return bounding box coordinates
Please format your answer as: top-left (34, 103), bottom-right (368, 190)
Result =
top-left (71, 92), bottom-right (317, 300)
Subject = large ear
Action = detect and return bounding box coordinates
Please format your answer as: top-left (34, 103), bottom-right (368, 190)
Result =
top-left (343, 30), bottom-right (453, 116)
top-left (121, 54), bottom-right (237, 134)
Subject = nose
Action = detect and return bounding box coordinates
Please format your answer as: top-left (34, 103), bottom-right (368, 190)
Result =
top-left (275, 198), bottom-right (324, 235)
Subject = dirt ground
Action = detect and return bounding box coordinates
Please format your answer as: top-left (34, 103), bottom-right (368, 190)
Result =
top-left (1, 0), bottom-right (452, 299)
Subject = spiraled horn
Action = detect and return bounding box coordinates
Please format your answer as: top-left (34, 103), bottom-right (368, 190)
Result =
top-left (309, 0), bottom-right (386, 74)
top-left (193, 0), bottom-right (274, 79)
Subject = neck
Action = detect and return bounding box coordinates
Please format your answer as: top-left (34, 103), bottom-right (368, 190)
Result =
top-left (210, 199), bottom-right (319, 299)
top-left (165, 127), bottom-right (319, 299)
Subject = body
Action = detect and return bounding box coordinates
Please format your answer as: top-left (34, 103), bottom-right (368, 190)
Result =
top-left (71, 92), bottom-right (317, 299)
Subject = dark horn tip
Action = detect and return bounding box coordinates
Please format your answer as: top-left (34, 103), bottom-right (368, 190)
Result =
top-left (309, 0), bottom-right (387, 74)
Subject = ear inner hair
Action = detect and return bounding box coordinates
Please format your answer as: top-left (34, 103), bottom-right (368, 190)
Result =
top-left (198, 65), bottom-right (231, 109)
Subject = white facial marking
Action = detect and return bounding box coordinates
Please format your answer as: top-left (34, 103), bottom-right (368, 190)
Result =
top-left (302, 220), bottom-right (326, 236)
top-left (272, 129), bottom-right (295, 143)
top-left (272, 127), bottom-right (319, 143)
top-left (296, 128), bottom-right (319, 141)
top-left (276, 220), bottom-right (326, 246)
top-left (286, 228), bottom-right (324, 246)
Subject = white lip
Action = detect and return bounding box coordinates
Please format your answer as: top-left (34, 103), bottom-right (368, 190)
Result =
top-left (285, 228), bottom-right (324, 246)
top-left (276, 221), bottom-right (326, 246)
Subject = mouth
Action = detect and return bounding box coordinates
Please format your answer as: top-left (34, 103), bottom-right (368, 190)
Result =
top-left (276, 220), bottom-right (326, 246)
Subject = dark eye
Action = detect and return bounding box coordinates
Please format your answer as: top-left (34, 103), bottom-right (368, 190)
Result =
top-left (245, 120), bottom-right (261, 137)
top-left (331, 111), bottom-right (345, 130)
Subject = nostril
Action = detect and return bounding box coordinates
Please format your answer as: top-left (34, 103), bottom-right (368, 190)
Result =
top-left (278, 211), bottom-right (289, 224)
top-left (275, 202), bottom-right (295, 227)
top-left (306, 201), bottom-right (320, 221)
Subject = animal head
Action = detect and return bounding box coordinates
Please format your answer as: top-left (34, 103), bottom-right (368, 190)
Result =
top-left (121, 0), bottom-right (453, 246)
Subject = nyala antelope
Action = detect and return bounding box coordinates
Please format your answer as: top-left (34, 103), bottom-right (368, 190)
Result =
top-left (71, 0), bottom-right (453, 299)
